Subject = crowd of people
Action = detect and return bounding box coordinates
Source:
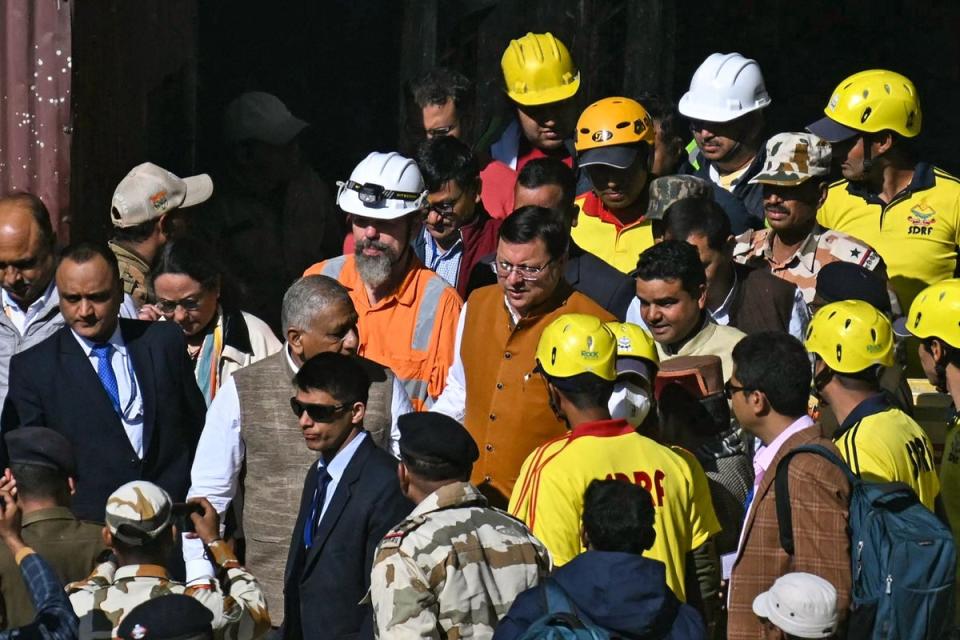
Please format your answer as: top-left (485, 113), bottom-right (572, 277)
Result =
top-left (0, 30), bottom-right (958, 640)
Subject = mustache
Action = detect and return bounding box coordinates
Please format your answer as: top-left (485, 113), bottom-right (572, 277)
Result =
top-left (355, 239), bottom-right (391, 252)
top-left (765, 205), bottom-right (789, 214)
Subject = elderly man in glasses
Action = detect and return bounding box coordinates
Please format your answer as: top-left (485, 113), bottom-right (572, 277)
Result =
top-left (431, 205), bottom-right (614, 508)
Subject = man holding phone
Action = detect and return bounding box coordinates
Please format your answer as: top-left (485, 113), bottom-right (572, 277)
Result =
top-left (68, 480), bottom-right (271, 639)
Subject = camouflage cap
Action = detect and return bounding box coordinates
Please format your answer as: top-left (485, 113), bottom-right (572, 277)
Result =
top-left (105, 480), bottom-right (173, 546)
top-left (646, 175), bottom-right (712, 221)
top-left (750, 132), bottom-right (831, 186)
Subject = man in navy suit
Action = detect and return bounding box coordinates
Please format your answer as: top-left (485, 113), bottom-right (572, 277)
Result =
top-left (0, 242), bottom-right (205, 523)
top-left (283, 352), bottom-right (412, 640)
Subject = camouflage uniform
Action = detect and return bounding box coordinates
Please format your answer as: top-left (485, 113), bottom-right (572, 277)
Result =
top-left (108, 240), bottom-right (153, 307)
top-left (732, 225), bottom-right (885, 305)
top-left (68, 540), bottom-right (270, 640)
top-left (735, 132), bottom-right (889, 306)
top-left (369, 481), bottom-right (551, 639)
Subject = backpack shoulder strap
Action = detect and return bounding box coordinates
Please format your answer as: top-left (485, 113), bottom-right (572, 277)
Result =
top-left (539, 577), bottom-right (577, 616)
top-left (774, 444), bottom-right (855, 555)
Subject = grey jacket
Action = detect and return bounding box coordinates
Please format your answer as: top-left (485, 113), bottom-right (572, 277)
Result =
top-left (0, 287), bottom-right (64, 410)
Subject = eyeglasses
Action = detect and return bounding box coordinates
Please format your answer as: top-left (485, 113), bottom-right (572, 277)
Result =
top-left (426, 200), bottom-right (459, 219)
top-left (425, 125), bottom-right (456, 138)
top-left (493, 258), bottom-right (554, 282)
top-left (290, 397), bottom-right (351, 422)
top-left (723, 380), bottom-right (748, 400)
top-left (156, 296), bottom-right (204, 315)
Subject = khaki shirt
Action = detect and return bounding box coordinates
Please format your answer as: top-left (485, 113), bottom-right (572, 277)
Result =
top-left (108, 240), bottom-right (152, 307)
top-left (0, 507), bottom-right (104, 628)
top-left (370, 482), bottom-right (550, 639)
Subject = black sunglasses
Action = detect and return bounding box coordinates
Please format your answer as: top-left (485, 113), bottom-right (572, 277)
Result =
top-left (290, 397), bottom-right (351, 422)
top-left (723, 380), bottom-right (748, 400)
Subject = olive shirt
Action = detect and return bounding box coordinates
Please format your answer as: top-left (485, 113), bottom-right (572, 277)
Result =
top-left (0, 506), bottom-right (105, 628)
top-left (108, 240), bottom-right (153, 308)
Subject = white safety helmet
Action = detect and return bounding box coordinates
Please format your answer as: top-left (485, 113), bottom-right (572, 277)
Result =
top-left (336, 151), bottom-right (427, 219)
top-left (678, 52), bottom-right (771, 123)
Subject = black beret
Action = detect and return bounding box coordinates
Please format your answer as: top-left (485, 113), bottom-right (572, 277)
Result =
top-left (815, 262), bottom-right (891, 314)
top-left (117, 594), bottom-right (214, 640)
top-left (398, 412), bottom-right (479, 467)
top-left (4, 427), bottom-right (75, 475)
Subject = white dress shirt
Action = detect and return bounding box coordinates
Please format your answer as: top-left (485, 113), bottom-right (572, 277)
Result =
top-left (314, 431), bottom-right (367, 524)
top-left (70, 325), bottom-right (145, 457)
top-left (430, 302), bottom-right (469, 422)
top-left (183, 345), bottom-right (409, 581)
top-left (2, 280), bottom-right (57, 334)
top-left (432, 296), bottom-right (523, 423)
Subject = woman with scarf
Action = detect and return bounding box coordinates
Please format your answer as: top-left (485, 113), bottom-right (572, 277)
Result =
top-left (142, 237), bottom-right (282, 406)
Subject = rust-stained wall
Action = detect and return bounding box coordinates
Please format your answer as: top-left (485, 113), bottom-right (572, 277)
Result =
top-left (0, 1), bottom-right (72, 236)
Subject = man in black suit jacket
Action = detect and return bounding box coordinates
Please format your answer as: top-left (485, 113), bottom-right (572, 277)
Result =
top-left (283, 352), bottom-right (411, 640)
top-left (0, 243), bottom-right (205, 522)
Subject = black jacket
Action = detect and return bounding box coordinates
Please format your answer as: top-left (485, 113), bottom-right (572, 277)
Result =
top-left (0, 319), bottom-right (206, 522)
top-left (282, 436), bottom-right (412, 640)
top-left (684, 145), bottom-right (767, 233)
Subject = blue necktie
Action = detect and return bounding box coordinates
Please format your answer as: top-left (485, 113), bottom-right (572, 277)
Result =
top-left (303, 465), bottom-right (332, 548)
top-left (91, 344), bottom-right (121, 416)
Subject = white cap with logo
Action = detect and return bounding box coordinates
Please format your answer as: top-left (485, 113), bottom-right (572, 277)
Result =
top-left (111, 162), bottom-right (213, 228)
top-left (752, 572), bottom-right (839, 638)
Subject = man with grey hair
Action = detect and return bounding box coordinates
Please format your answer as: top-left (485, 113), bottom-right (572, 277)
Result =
top-left (183, 275), bottom-right (412, 629)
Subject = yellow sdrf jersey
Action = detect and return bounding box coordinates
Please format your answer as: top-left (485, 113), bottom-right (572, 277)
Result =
top-left (572, 192), bottom-right (655, 274)
top-left (834, 398), bottom-right (940, 510)
top-left (817, 165), bottom-right (960, 310)
top-left (509, 419), bottom-right (720, 601)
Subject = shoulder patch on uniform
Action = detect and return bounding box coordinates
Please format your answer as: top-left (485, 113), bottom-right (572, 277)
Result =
top-left (378, 514), bottom-right (430, 549)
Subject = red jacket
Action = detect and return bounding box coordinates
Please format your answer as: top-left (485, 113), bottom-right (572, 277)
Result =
top-left (414, 207), bottom-right (502, 299)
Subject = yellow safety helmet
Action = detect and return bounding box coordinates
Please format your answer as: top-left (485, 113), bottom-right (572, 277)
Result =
top-left (805, 300), bottom-right (895, 373)
top-left (575, 97), bottom-right (655, 152)
top-left (536, 313), bottom-right (617, 381)
top-left (605, 322), bottom-right (659, 365)
top-left (807, 69), bottom-right (921, 142)
top-left (501, 32), bottom-right (580, 106)
top-left (897, 279), bottom-right (960, 349)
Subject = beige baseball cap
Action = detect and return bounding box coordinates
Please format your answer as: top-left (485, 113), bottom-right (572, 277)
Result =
top-left (105, 480), bottom-right (173, 546)
top-left (750, 132), bottom-right (832, 186)
top-left (223, 91), bottom-right (309, 146)
top-left (110, 162), bottom-right (214, 228)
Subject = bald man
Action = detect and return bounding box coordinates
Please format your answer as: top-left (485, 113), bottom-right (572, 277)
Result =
top-left (0, 194), bottom-right (61, 408)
